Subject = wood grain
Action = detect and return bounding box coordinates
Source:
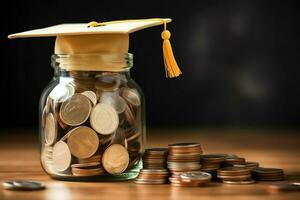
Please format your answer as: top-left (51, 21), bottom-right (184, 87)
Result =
top-left (0, 129), bottom-right (300, 200)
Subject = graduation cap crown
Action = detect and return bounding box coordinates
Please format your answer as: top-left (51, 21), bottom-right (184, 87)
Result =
top-left (8, 18), bottom-right (182, 78)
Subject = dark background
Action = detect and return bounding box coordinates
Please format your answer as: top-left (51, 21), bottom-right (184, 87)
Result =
top-left (2, 0), bottom-right (299, 129)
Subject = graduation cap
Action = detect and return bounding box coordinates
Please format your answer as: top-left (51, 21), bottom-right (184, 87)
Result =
top-left (8, 18), bottom-right (182, 78)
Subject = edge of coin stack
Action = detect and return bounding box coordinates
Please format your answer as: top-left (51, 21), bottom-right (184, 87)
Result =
top-left (167, 143), bottom-right (204, 186)
top-left (134, 148), bottom-right (169, 184)
top-left (217, 167), bottom-right (254, 184)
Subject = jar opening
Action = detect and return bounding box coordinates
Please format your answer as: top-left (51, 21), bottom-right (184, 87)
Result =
top-left (51, 53), bottom-right (133, 72)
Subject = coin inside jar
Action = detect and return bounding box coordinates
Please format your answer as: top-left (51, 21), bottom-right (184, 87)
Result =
top-left (90, 103), bottom-right (119, 135)
top-left (52, 141), bottom-right (72, 172)
top-left (95, 73), bottom-right (121, 91)
top-left (122, 88), bottom-right (141, 107)
top-left (67, 126), bottom-right (99, 159)
top-left (60, 94), bottom-right (92, 126)
top-left (100, 92), bottom-right (126, 114)
top-left (44, 112), bottom-right (57, 146)
top-left (49, 83), bottom-right (75, 103)
top-left (81, 90), bottom-right (98, 106)
top-left (102, 144), bottom-right (129, 174)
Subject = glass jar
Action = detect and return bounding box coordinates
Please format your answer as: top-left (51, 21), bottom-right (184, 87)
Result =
top-left (39, 53), bottom-right (145, 181)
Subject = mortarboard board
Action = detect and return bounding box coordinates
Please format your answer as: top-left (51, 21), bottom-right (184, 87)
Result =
top-left (8, 18), bottom-right (182, 78)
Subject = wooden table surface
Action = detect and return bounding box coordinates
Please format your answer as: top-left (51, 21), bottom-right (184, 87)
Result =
top-left (0, 129), bottom-right (300, 200)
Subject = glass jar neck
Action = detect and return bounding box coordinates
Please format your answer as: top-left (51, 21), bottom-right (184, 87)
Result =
top-left (51, 53), bottom-right (133, 72)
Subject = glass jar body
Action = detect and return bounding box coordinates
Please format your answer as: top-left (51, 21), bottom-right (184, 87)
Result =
top-left (39, 54), bottom-right (145, 181)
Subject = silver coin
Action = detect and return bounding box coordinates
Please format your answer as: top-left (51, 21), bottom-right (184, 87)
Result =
top-left (3, 180), bottom-right (46, 190)
top-left (180, 171), bottom-right (212, 181)
top-left (2, 181), bottom-right (15, 190)
top-left (49, 83), bottom-right (75, 103)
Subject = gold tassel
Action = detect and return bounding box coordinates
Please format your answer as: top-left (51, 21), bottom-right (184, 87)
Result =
top-left (161, 21), bottom-right (182, 78)
top-left (88, 19), bottom-right (182, 78)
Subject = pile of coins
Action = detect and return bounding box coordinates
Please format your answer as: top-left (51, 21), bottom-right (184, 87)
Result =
top-left (200, 154), bottom-right (227, 177)
top-left (134, 141), bottom-right (286, 186)
top-left (252, 168), bottom-right (284, 181)
top-left (222, 156), bottom-right (246, 167)
top-left (169, 171), bottom-right (211, 187)
top-left (41, 72), bottom-right (143, 177)
top-left (143, 148), bottom-right (168, 169)
top-left (134, 169), bottom-right (169, 184)
top-left (167, 143), bottom-right (203, 186)
top-left (217, 167), bottom-right (254, 184)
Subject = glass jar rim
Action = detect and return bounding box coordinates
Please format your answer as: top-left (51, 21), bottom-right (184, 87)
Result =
top-left (51, 53), bottom-right (133, 72)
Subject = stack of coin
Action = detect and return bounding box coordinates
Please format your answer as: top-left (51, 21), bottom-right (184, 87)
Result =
top-left (200, 154), bottom-right (227, 177)
top-left (134, 169), bottom-right (169, 184)
top-left (167, 143), bottom-right (202, 184)
top-left (169, 171), bottom-right (211, 187)
top-left (234, 161), bottom-right (259, 169)
top-left (252, 167), bottom-right (284, 181)
top-left (143, 148), bottom-right (168, 169)
top-left (217, 167), bottom-right (254, 184)
top-left (222, 157), bottom-right (246, 167)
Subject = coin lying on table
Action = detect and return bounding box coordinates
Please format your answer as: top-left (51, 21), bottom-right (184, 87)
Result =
top-left (67, 126), bottom-right (99, 159)
top-left (102, 144), bottom-right (129, 174)
top-left (268, 182), bottom-right (300, 192)
top-left (44, 113), bottom-right (57, 146)
top-left (52, 141), bottom-right (72, 172)
top-left (60, 94), bottom-right (92, 126)
top-left (90, 103), bottom-right (119, 135)
top-left (3, 180), bottom-right (46, 190)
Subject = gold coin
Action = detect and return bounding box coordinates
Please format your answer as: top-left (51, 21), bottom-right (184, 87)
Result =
top-left (44, 113), bottom-right (57, 146)
top-left (102, 144), bottom-right (129, 174)
top-left (90, 103), bottom-right (119, 135)
top-left (60, 94), bottom-right (92, 126)
top-left (81, 90), bottom-right (97, 106)
top-left (67, 126), bottom-right (99, 159)
top-left (52, 141), bottom-right (72, 172)
top-left (122, 88), bottom-right (141, 107)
